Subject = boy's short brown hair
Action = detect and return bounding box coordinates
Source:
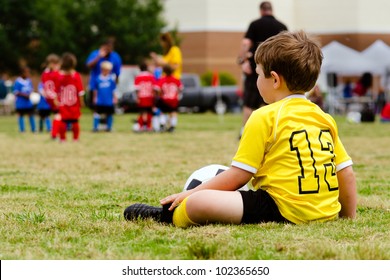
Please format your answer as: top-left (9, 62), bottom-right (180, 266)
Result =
top-left (60, 52), bottom-right (77, 71)
top-left (46, 54), bottom-right (60, 65)
top-left (163, 64), bottom-right (173, 76)
top-left (254, 30), bottom-right (323, 93)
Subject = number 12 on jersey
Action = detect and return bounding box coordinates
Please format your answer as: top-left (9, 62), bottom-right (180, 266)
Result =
top-left (289, 129), bottom-right (337, 194)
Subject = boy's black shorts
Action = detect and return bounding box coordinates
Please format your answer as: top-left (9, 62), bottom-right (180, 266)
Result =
top-left (156, 99), bottom-right (178, 113)
top-left (239, 189), bottom-right (290, 224)
top-left (62, 119), bottom-right (78, 124)
top-left (138, 106), bottom-right (153, 114)
top-left (16, 108), bottom-right (34, 115)
top-left (38, 109), bottom-right (51, 118)
top-left (95, 105), bottom-right (115, 115)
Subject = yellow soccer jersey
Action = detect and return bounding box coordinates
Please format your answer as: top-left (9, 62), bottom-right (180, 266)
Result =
top-left (232, 95), bottom-right (353, 224)
top-left (163, 46), bottom-right (182, 79)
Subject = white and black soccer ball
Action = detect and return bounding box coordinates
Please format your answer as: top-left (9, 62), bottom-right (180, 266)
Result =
top-left (183, 164), bottom-right (249, 192)
top-left (346, 111), bottom-right (361, 123)
top-left (29, 92), bottom-right (41, 105)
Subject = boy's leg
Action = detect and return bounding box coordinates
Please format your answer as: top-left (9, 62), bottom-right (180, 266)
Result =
top-left (124, 190), bottom-right (243, 228)
top-left (159, 113), bottom-right (167, 130)
top-left (72, 121), bottom-right (80, 141)
top-left (93, 113), bottom-right (100, 131)
top-left (106, 114), bottom-right (113, 131)
top-left (174, 190), bottom-right (243, 227)
top-left (146, 112), bottom-right (153, 130)
top-left (170, 111), bottom-right (178, 127)
top-left (59, 121), bottom-right (67, 141)
top-left (39, 117), bottom-right (44, 132)
top-left (18, 114), bottom-right (25, 132)
top-left (28, 114), bottom-right (36, 132)
top-left (167, 112), bottom-right (177, 132)
top-left (152, 108), bottom-right (161, 131)
top-left (51, 115), bottom-right (61, 139)
top-left (45, 117), bottom-right (51, 132)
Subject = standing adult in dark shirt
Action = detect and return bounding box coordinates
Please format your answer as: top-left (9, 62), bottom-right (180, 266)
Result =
top-left (237, 1), bottom-right (287, 138)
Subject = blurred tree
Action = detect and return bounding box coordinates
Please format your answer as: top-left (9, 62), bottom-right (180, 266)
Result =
top-left (0, 0), bottom-right (166, 74)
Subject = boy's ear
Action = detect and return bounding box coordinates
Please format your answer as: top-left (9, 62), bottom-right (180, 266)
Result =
top-left (270, 71), bottom-right (281, 89)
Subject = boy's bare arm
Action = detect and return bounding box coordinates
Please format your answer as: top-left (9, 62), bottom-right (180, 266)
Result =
top-left (161, 166), bottom-right (253, 211)
top-left (337, 166), bottom-right (357, 219)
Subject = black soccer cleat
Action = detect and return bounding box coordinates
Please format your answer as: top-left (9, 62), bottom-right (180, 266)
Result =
top-left (124, 203), bottom-right (173, 223)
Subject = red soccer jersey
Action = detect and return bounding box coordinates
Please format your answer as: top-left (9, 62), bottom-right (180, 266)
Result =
top-left (157, 75), bottom-right (183, 108)
top-left (381, 103), bottom-right (390, 120)
top-left (134, 72), bottom-right (157, 108)
top-left (57, 71), bottom-right (84, 120)
top-left (41, 69), bottom-right (60, 110)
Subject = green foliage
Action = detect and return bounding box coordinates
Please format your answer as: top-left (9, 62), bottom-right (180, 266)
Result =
top-left (0, 0), bottom-right (166, 74)
top-left (200, 71), bottom-right (237, 86)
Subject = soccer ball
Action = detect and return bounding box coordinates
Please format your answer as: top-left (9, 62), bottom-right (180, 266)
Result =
top-left (132, 122), bottom-right (141, 132)
top-left (346, 111), bottom-right (361, 123)
top-left (29, 92), bottom-right (41, 105)
top-left (183, 164), bottom-right (249, 192)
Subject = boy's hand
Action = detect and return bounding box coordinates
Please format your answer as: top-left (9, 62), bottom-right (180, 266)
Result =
top-left (98, 47), bottom-right (108, 58)
top-left (160, 190), bottom-right (194, 211)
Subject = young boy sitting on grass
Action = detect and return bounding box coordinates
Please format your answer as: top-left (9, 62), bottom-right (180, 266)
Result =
top-left (124, 30), bottom-right (357, 227)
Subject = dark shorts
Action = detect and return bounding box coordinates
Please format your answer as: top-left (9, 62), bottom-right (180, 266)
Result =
top-left (38, 109), bottom-right (51, 118)
top-left (243, 74), bottom-right (266, 109)
top-left (138, 106), bottom-right (153, 114)
top-left (62, 119), bottom-right (79, 124)
top-left (239, 189), bottom-right (290, 224)
top-left (16, 108), bottom-right (34, 115)
top-left (156, 99), bottom-right (177, 113)
top-left (95, 105), bottom-right (115, 115)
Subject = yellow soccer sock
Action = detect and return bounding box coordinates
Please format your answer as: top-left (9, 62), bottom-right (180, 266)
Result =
top-left (172, 197), bottom-right (199, 228)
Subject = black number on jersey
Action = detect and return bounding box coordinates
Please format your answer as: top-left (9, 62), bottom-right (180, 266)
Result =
top-left (289, 129), bottom-right (337, 194)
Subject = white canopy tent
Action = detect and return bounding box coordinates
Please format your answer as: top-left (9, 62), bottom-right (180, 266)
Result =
top-left (318, 41), bottom-right (382, 114)
top-left (321, 41), bottom-right (380, 76)
top-left (361, 40), bottom-right (390, 89)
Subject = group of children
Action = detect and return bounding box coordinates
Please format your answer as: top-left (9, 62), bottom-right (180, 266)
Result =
top-left (13, 54), bottom-right (183, 138)
top-left (14, 53), bottom-right (84, 141)
top-left (133, 62), bottom-right (183, 133)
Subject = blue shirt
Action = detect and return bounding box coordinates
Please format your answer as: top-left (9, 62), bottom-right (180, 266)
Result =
top-left (92, 74), bottom-right (116, 106)
top-left (37, 82), bottom-right (51, 110)
top-left (86, 50), bottom-right (122, 89)
top-left (13, 77), bottom-right (34, 109)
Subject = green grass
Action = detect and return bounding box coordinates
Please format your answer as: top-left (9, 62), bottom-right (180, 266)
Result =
top-left (0, 111), bottom-right (389, 260)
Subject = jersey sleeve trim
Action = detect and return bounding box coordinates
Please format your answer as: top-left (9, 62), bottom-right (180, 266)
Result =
top-left (231, 161), bottom-right (257, 174)
top-left (336, 159), bottom-right (353, 172)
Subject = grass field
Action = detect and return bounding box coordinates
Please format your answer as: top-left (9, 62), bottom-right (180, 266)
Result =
top-left (0, 111), bottom-right (389, 260)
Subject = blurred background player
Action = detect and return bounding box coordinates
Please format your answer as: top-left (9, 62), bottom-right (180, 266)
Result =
top-left (57, 53), bottom-right (84, 142)
top-left (91, 61), bottom-right (117, 132)
top-left (13, 66), bottom-right (36, 133)
top-left (150, 32), bottom-right (183, 80)
top-left (156, 65), bottom-right (183, 132)
top-left (37, 82), bottom-right (52, 132)
top-left (86, 38), bottom-right (122, 108)
top-left (41, 54), bottom-right (60, 138)
top-left (133, 60), bottom-right (158, 132)
top-left (237, 1), bottom-right (287, 138)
